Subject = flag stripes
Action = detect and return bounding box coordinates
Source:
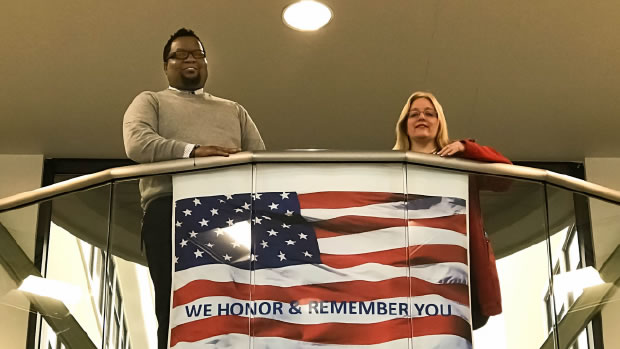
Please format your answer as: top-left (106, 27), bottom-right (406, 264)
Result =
top-left (170, 190), bottom-right (470, 348)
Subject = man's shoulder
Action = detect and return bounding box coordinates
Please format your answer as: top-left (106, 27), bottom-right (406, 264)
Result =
top-left (130, 89), bottom-right (166, 103)
top-left (204, 93), bottom-right (242, 108)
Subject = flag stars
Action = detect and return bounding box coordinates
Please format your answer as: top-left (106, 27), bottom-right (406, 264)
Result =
top-left (189, 231), bottom-right (198, 238)
top-left (183, 209), bottom-right (192, 216)
top-left (218, 199), bottom-right (225, 204)
top-left (285, 240), bottom-right (296, 246)
top-left (298, 233), bottom-right (308, 240)
top-left (262, 216), bottom-right (272, 220)
top-left (207, 242), bottom-right (214, 248)
top-left (194, 249), bottom-right (204, 258)
top-left (280, 192), bottom-right (290, 199)
top-left (251, 254), bottom-right (258, 262)
top-left (267, 229), bottom-right (278, 237)
top-left (199, 219), bottom-right (209, 227)
top-left (260, 240), bottom-right (269, 248)
top-left (226, 218), bottom-right (235, 226)
top-left (234, 208), bottom-right (244, 213)
top-left (303, 251), bottom-right (313, 258)
top-left (253, 193), bottom-right (263, 200)
top-left (253, 217), bottom-right (263, 225)
top-left (231, 241), bottom-right (240, 248)
top-left (223, 254), bottom-right (232, 261)
top-left (180, 239), bottom-right (188, 247)
top-left (210, 208), bottom-right (219, 216)
top-left (268, 202), bottom-right (279, 210)
top-left (175, 221), bottom-right (182, 227)
top-left (278, 251), bottom-right (286, 261)
top-left (193, 198), bottom-right (201, 206)
top-left (174, 256), bottom-right (179, 264)
top-left (225, 194), bottom-right (234, 200)
top-left (285, 210), bottom-right (294, 217)
top-left (215, 228), bottom-right (225, 237)
top-left (242, 202), bottom-right (251, 210)
top-left (282, 223), bottom-right (291, 229)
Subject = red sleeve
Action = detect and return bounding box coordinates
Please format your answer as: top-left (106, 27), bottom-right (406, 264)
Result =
top-left (459, 139), bottom-right (512, 164)
top-left (458, 139), bottom-right (512, 192)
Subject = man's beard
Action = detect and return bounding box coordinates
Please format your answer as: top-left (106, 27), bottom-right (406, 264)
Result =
top-left (181, 74), bottom-right (202, 88)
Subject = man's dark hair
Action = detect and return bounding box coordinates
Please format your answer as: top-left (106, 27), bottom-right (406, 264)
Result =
top-left (163, 28), bottom-right (203, 62)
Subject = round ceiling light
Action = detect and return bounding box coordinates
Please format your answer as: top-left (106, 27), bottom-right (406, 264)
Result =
top-left (282, 1), bottom-right (333, 31)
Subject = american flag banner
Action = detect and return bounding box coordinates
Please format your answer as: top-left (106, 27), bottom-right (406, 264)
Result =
top-left (170, 163), bottom-right (471, 349)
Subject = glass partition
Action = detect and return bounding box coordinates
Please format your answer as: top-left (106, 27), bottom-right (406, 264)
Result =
top-left (548, 188), bottom-right (620, 349)
top-left (109, 178), bottom-right (152, 349)
top-left (0, 183), bottom-right (112, 349)
top-left (2, 161), bottom-right (619, 349)
top-left (0, 201), bottom-right (45, 349)
top-left (473, 174), bottom-right (554, 349)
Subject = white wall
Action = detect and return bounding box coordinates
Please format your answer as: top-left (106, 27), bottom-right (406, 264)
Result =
top-left (584, 157), bottom-right (620, 349)
top-left (0, 154), bottom-right (44, 349)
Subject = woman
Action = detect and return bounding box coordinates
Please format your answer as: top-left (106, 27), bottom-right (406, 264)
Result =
top-left (394, 91), bottom-right (511, 329)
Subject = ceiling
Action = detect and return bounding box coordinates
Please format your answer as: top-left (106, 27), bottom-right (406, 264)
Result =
top-left (2, 0), bottom-right (620, 161)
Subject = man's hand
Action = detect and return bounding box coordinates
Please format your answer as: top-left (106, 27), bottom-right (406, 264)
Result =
top-left (436, 141), bottom-right (465, 157)
top-left (192, 145), bottom-right (241, 157)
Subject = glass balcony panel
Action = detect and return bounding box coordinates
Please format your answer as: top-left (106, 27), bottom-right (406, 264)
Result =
top-left (253, 163), bottom-right (409, 348)
top-left (48, 183), bottom-right (112, 349)
top-left (406, 164), bottom-right (471, 348)
top-left (470, 174), bottom-right (555, 349)
top-left (3, 157), bottom-right (620, 349)
top-left (550, 190), bottom-right (620, 349)
top-left (0, 183), bottom-right (113, 349)
top-left (170, 165), bottom-right (254, 348)
top-left (108, 178), bottom-right (156, 349)
top-left (1, 202), bottom-right (44, 349)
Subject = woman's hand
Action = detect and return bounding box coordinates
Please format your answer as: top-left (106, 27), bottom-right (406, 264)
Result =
top-left (436, 141), bottom-right (465, 157)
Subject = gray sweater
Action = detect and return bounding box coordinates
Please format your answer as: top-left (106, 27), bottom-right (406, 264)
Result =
top-left (123, 89), bottom-right (265, 208)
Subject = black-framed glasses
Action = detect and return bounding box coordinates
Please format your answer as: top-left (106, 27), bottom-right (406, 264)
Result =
top-left (167, 50), bottom-right (206, 60)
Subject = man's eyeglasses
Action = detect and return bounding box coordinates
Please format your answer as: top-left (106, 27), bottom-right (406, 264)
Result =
top-left (167, 50), bottom-right (206, 60)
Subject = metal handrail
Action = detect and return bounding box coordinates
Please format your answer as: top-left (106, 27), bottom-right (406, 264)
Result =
top-left (1, 150), bottom-right (619, 212)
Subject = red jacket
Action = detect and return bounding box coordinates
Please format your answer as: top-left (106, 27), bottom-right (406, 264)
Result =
top-left (457, 139), bottom-right (512, 328)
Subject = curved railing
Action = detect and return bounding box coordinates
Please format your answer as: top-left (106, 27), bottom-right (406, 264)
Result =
top-left (2, 151), bottom-right (619, 211)
top-left (0, 151), bottom-right (618, 349)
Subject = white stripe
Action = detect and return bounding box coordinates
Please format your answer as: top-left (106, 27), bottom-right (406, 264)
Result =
top-left (171, 333), bottom-right (471, 349)
top-left (171, 295), bottom-right (470, 327)
top-left (301, 198), bottom-right (465, 221)
top-left (318, 226), bottom-right (467, 255)
top-left (174, 262), bottom-right (468, 290)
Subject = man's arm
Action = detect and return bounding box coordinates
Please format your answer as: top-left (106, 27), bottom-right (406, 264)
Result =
top-left (237, 104), bottom-right (266, 151)
top-left (123, 92), bottom-right (190, 163)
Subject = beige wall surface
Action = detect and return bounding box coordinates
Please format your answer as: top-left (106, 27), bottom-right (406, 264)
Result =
top-left (0, 154), bottom-right (44, 349)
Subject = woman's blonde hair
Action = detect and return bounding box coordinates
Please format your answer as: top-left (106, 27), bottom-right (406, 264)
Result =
top-left (393, 91), bottom-right (450, 151)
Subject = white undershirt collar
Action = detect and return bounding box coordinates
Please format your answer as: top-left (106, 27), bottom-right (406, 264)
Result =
top-left (168, 86), bottom-right (204, 95)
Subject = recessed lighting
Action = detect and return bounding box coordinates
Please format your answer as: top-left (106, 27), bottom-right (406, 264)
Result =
top-left (283, 1), bottom-right (333, 31)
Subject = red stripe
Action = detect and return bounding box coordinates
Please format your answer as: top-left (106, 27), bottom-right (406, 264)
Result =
top-left (413, 315), bottom-right (472, 340)
top-left (314, 216), bottom-right (406, 238)
top-left (173, 277), bottom-right (469, 308)
top-left (320, 244), bottom-right (467, 269)
top-left (170, 315), bottom-right (470, 346)
top-left (298, 192), bottom-right (407, 209)
top-left (409, 215), bottom-right (467, 235)
top-left (313, 214), bottom-right (465, 238)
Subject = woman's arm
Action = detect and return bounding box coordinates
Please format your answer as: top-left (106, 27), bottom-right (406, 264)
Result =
top-left (458, 139), bottom-right (512, 164)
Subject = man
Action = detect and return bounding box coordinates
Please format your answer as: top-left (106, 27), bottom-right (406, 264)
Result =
top-left (123, 28), bottom-right (265, 349)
